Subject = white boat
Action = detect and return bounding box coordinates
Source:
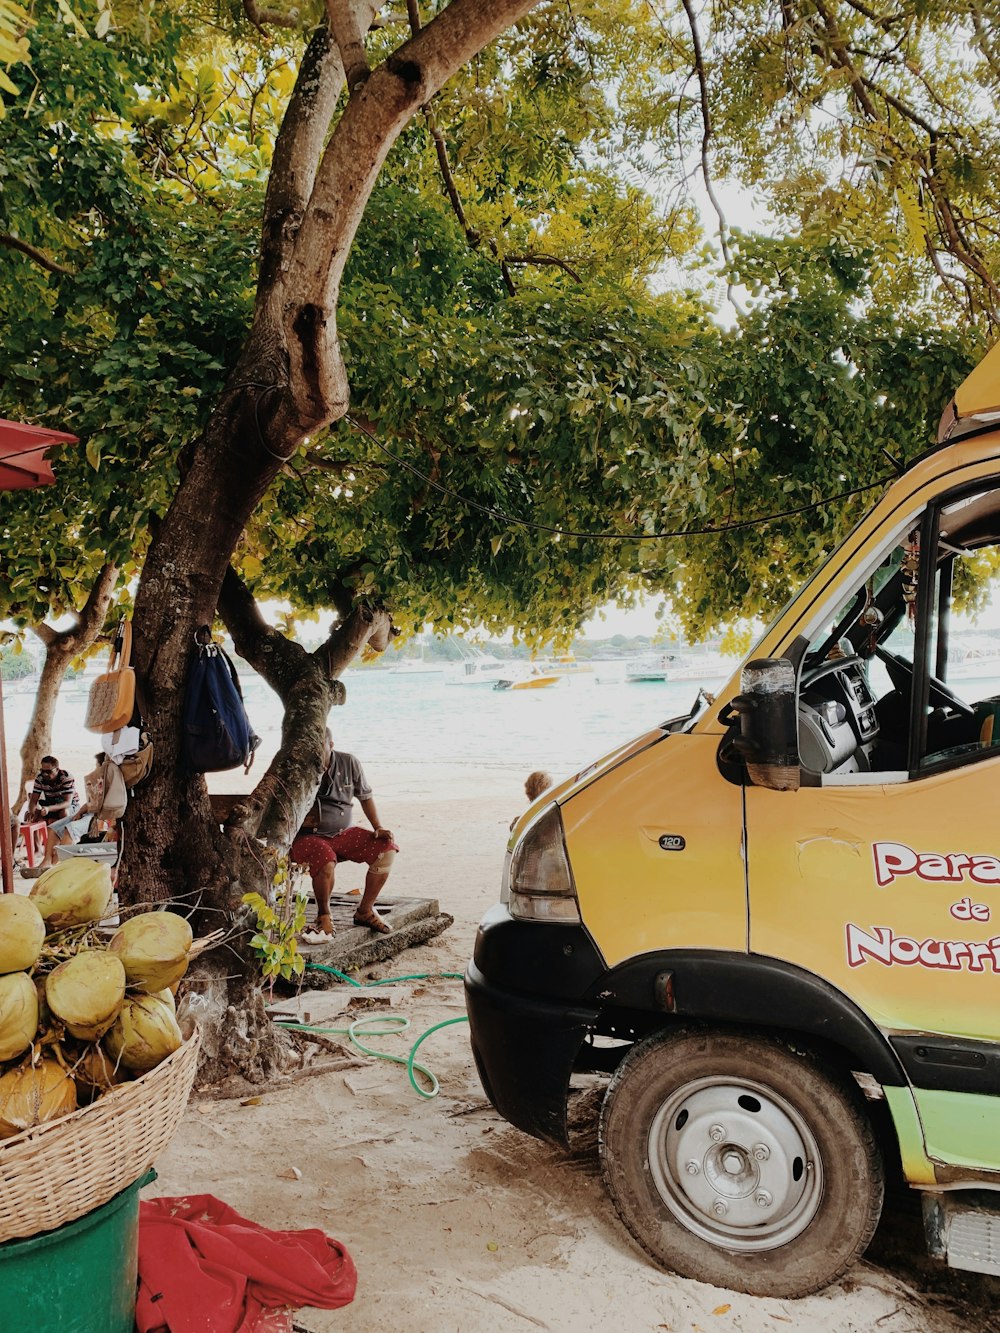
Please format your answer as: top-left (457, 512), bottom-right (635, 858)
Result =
top-left (625, 652), bottom-right (729, 683)
top-left (446, 642), bottom-right (510, 685)
top-left (948, 637), bottom-right (1000, 681)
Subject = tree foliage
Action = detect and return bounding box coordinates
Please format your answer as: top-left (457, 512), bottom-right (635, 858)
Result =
top-left (1, 1), bottom-right (990, 648)
top-left (0, 8), bottom-right (260, 627)
top-left (638, 1), bottom-right (1000, 322)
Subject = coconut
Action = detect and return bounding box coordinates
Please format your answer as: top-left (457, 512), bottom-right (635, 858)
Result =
top-left (0, 1058), bottom-right (76, 1138)
top-left (29, 858), bottom-right (113, 931)
top-left (0, 972), bottom-right (39, 1062)
top-left (148, 988), bottom-right (176, 1013)
top-left (75, 1045), bottom-right (130, 1103)
top-left (34, 976), bottom-right (50, 1030)
top-left (0, 897), bottom-right (45, 973)
top-left (46, 951), bottom-right (126, 1041)
top-left (103, 993), bottom-right (182, 1072)
top-left (107, 911), bottom-right (192, 993)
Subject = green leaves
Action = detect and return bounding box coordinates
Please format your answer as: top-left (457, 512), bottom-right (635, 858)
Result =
top-left (0, 2), bottom-right (986, 653)
top-left (0, 10), bottom-right (259, 628)
top-left (243, 870), bottom-right (309, 987)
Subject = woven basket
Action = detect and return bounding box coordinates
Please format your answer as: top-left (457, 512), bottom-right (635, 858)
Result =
top-left (0, 1029), bottom-right (200, 1243)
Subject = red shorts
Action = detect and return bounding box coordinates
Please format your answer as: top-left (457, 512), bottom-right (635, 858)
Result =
top-left (289, 827), bottom-right (399, 879)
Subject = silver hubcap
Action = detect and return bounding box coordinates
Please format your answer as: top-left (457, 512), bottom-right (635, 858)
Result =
top-left (647, 1076), bottom-right (823, 1251)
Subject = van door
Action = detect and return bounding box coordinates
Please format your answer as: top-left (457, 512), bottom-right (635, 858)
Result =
top-left (745, 479), bottom-right (1000, 1167)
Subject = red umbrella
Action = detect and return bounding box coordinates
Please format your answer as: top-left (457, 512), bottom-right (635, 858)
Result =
top-left (0, 419), bottom-right (77, 490)
top-left (0, 418), bottom-right (78, 892)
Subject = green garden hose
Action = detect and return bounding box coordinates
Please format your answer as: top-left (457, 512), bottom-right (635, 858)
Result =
top-left (272, 963), bottom-right (469, 1098)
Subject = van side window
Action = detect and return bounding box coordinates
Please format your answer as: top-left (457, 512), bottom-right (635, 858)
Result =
top-left (797, 481), bottom-right (1000, 781)
top-left (915, 486), bottom-right (1000, 771)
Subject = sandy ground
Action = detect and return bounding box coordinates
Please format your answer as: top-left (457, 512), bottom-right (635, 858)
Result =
top-left (10, 750), bottom-right (999, 1330)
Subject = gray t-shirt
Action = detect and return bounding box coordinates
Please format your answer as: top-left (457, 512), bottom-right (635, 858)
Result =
top-left (315, 750), bottom-right (372, 835)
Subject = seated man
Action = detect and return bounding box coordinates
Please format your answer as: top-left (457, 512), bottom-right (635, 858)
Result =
top-left (48, 752), bottom-right (126, 848)
top-left (290, 730), bottom-right (398, 938)
top-left (24, 755), bottom-right (79, 871)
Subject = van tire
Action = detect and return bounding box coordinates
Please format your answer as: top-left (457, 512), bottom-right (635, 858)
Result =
top-left (599, 1027), bottom-right (884, 1298)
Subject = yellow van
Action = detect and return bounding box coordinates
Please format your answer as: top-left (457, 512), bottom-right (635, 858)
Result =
top-left (466, 343), bottom-right (1000, 1297)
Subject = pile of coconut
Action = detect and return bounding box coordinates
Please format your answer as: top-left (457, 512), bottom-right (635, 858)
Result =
top-left (0, 858), bottom-right (193, 1139)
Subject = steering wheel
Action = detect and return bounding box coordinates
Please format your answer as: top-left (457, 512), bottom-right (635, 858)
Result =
top-left (801, 654), bottom-right (865, 688)
top-left (875, 646), bottom-right (974, 717)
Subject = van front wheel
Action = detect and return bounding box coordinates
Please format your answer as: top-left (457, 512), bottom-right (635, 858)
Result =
top-left (599, 1028), bottom-right (883, 1298)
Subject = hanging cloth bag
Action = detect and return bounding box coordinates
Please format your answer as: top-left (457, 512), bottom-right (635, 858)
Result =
top-left (182, 632), bottom-right (261, 775)
top-left (84, 619), bottom-right (136, 734)
top-left (119, 731), bottom-right (155, 790)
top-left (90, 755), bottom-right (128, 822)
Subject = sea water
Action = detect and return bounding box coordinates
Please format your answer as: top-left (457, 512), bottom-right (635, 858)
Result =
top-left (3, 663), bottom-right (734, 785)
top-left (256, 664), bottom-right (733, 776)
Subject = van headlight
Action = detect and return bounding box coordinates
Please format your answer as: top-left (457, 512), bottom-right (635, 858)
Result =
top-left (506, 804), bottom-right (580, 922)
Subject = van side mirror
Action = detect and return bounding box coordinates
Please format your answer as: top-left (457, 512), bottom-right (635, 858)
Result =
top-left (722, 658), bottom-right (800, 791)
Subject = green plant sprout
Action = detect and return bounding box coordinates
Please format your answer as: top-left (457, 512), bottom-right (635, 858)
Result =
top-left (243, 856), bottom-right (309, 990)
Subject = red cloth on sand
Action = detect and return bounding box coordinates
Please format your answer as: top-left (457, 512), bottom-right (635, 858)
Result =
top-left (136, 1195), bottom-right (357, 1333)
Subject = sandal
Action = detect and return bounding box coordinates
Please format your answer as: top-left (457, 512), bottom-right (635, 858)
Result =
top-left (301, 914), bottom-right (334, 945)
top-left (353, 910), bottom-right (392, 935)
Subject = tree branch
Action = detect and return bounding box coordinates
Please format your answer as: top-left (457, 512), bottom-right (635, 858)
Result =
top-left (0, 233), bottom-right (74, 276)
top-left (679, 0), bottom-right (734, 272)
top-left (921, 143), bottom-right (1000, 313)
top-left (326, 0), bottom-right (371, 94)
top-left (303, 449), bottom-right (387, 475)
top-left (30, 622), bottom-right (59, 648)
top-left (425, 111), bottom-right (479, 244)
top-left (504, 252), bottom-right (583, 282)
top-left (218, 565), bottom-right (306, 689)
top-left (29, 563), bottom-right (119, 656)
top-left (278, 0), bottom-right (540, 436)
top-left (243, 0), bottom-right (302, 31)
top-left (74, 562), bottom-right (120, 649)
top-left (487, 238), bottom-right (517, 295)
top-left (840, 0), bottom-right (904, 26)
top-left (405, 0), bottom-right (479, 246)
top-left (319, 601), bottom-right (397, 678)
top-left (16, 563), bottom-right (119, 815)
top-left (809, 0), bottom-right (880, 119)
top-left (801, 0), bottom-right (1000, 317)
top-left (256, 22), bottom-right (355, 311)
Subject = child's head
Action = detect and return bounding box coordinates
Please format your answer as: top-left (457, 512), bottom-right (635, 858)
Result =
top-left (524, 770), bottom-right (552, 802)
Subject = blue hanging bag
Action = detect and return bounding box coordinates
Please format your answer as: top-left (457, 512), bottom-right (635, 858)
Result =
top-left (182, 633), bottom-right (261, 774)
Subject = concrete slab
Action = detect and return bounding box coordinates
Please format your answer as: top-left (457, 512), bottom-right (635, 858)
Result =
top-left (297, 894), bottom-right (453, 984)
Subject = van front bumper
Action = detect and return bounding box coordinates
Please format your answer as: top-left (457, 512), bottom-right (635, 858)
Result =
top-left (464, 905), bottom-right (605, 1145)
top-left (465, 960), bottom-right (598, 1145)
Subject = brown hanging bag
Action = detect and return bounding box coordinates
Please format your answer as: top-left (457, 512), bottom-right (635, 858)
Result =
top-left (84, 619), bottom-right (136, 733)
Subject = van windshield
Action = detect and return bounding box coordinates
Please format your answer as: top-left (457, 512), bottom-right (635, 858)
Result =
top-left (796, 481), bottom-right (1000, 776)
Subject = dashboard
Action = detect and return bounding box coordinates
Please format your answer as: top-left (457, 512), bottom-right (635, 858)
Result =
top-left (798, 657), bottom-right (879, 775)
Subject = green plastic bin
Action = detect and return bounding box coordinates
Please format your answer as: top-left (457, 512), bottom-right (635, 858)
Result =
top-left (0, 1169), bottom-right (155, 1333)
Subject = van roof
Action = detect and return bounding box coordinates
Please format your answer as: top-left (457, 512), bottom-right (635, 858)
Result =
top-left (938, 339), bottom-right (1000, 443)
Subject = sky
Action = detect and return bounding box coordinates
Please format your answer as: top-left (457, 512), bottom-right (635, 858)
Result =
top-left (580, 597), bottom-right (669, 640)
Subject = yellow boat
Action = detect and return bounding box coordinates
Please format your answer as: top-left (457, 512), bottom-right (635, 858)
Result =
top-left (493, 668), bottom-right (561, 691)
top-left (546, 653), bottom-right (593, 676)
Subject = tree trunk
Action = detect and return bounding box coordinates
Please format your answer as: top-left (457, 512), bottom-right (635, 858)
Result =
top-left (123, 0), bottom-right (541, 1086)
top-left (14, 563), bottom-right (118, 814)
